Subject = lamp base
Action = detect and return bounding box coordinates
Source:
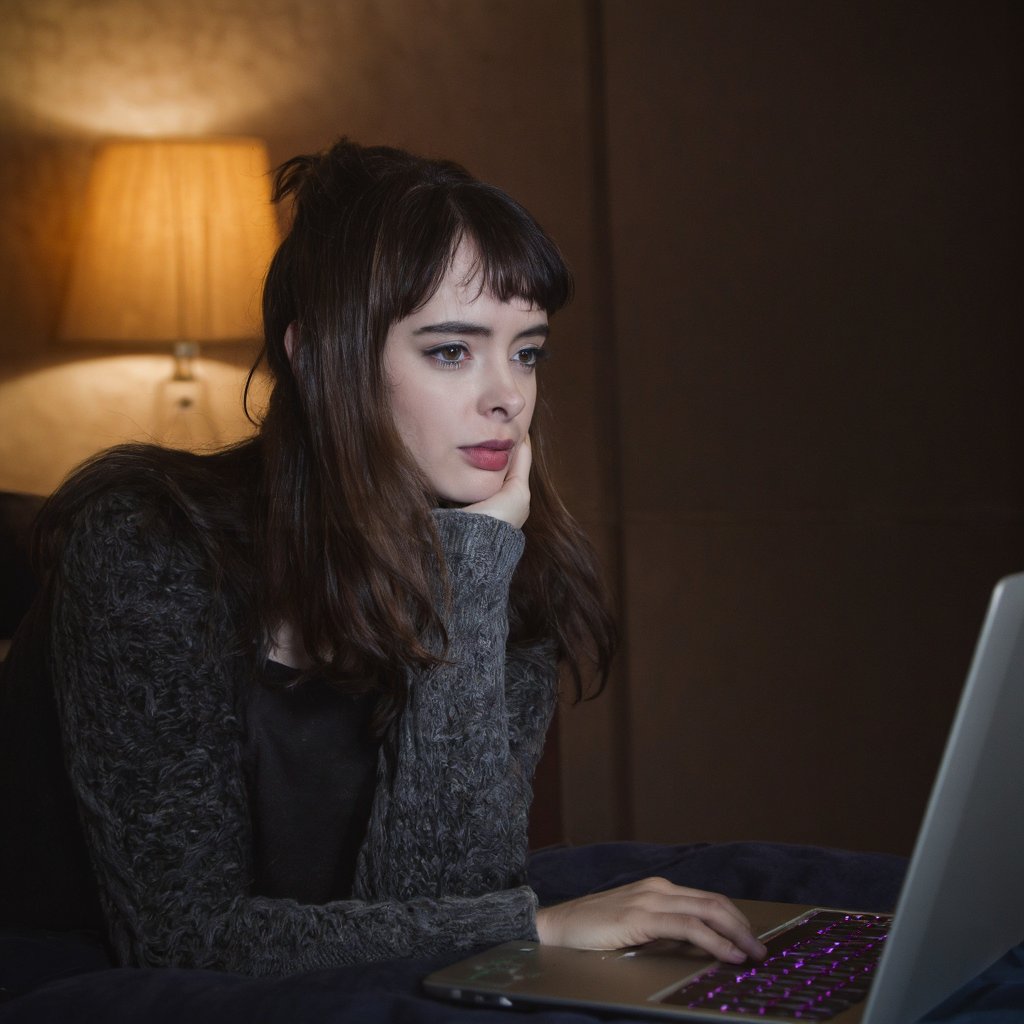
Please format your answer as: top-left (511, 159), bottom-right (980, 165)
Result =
top-left (154, 361), bottom-right (222, 450)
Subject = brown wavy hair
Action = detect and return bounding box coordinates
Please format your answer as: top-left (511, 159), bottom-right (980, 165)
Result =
top-left (249, 139), bottom-right (615, 724)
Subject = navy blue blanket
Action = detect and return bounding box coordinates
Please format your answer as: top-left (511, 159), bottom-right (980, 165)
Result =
top-left (2, 842), bottom-right (1022, 1023)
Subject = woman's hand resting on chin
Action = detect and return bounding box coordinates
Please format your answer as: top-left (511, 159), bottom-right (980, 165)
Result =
top-left (463, 436), bottom-right (532, 529)
top-left (535, 877), bottom-right (768, 963)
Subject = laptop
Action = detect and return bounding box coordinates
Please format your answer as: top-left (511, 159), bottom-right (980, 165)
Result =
top-left (425, 572), bottom-right (1024, 1022)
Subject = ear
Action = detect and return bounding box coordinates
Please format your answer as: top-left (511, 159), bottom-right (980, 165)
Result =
top-left (284, 322), bottom-right (298, 364)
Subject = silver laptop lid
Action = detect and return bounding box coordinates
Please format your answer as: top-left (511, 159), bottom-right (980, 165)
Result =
top-left (863, 572), bottom-right (1024, 1023)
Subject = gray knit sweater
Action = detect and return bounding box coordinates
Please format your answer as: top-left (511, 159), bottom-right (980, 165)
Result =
top-left (48, 484), bottom-right (558, 975)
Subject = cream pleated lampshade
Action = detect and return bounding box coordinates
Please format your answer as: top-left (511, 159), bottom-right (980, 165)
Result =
top-left (58, 137), bottom-right (280, 345)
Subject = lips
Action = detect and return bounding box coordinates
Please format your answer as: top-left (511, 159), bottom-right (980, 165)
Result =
top-left (459, 439), bottom-right (514, 472)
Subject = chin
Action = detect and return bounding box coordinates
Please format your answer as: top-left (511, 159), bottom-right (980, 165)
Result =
top-left (434, 476), bottom-right (504, 507)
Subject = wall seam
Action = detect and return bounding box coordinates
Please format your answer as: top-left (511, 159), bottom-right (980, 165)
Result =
top-left (584, 0), bottom-right (634, 839)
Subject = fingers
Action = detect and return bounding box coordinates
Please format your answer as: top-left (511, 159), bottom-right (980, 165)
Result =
top-left (618, 880), bottom-right (765, 962)
top-left (506, 434), bottom-right (532, 487)
top-left (646, 898), bottom-right (766, 963)
top-left (648, 913), bottom-right (753, 964)
top-left (644, 879), bottom-right (759, 950)
top-left (460, 434), bottom-right (532, 528)
top-left (536, 877), bottom-right (767, 963)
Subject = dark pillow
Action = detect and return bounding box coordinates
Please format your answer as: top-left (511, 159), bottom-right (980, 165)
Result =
top-left (0, 491), bottom-right (44, 641)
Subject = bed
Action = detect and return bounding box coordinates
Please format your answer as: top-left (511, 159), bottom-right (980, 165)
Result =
top-left (3, 841), bottom-right (1022, 1023)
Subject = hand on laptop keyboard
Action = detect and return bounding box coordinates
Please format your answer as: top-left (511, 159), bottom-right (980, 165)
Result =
top-left (535, 876), bottom-right (769, 964)
top-left (664, 910), bottom-right (890, 1020)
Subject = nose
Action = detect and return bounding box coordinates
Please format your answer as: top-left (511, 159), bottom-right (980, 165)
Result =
top-left (477, 361), bottom-right (527, 420)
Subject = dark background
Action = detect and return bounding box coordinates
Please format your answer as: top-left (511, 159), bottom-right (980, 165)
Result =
top-left (0, 0), bottom-right (1020, 855)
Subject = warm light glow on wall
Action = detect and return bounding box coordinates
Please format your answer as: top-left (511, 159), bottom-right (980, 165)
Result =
top-left (0, 356), bottom-right (269, 495)
top-left (0, 1), bottom-right (323, 137)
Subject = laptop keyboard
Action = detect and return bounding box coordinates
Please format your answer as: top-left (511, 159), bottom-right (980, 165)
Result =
top-left (662, 909), bottom-right (891, 1020)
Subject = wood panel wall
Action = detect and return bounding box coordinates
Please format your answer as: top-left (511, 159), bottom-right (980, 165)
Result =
top-left (1, 0), bottom-right (1020, 856)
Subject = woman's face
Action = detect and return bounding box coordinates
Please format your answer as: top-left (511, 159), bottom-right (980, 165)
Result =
top-left (383, 242), bottom-right (547, 506)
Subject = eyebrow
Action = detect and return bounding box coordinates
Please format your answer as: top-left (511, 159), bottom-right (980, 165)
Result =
top-left (412, 320), bottom-right (549, 341)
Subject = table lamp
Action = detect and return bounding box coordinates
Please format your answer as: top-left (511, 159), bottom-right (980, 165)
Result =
top-left (57, 137), bottom-right (280, 446)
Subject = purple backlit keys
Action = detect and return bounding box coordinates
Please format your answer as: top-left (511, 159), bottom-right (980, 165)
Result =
top-left (662, 910), bottom-right (890, 1019)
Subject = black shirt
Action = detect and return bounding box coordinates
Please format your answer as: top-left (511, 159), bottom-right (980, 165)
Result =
top-left (242, 661), bottom-right (380, 904)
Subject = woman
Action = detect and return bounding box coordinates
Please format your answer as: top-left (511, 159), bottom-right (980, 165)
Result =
top-left (0, 139), bottom-right (766, 973)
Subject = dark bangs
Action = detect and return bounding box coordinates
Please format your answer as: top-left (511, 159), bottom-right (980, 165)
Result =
top-left (379, 178), bottom-right (574, 332)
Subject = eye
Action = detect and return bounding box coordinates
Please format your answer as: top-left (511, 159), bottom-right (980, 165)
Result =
top-left (426, 343), bottom-right (468, 368)
top-left (513, 346), bottom-right (547, 370)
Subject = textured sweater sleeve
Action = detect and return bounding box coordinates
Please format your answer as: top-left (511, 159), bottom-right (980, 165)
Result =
top-left (50, 492), bottom-right (556, 975)
top-left (354, 509), bottom-right (559, 901)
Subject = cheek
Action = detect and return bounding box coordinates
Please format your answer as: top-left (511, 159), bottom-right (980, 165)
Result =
top-left (389, 383), bottom-right (454, 452)
top-left (522, 384), bottom-right (538, 432)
